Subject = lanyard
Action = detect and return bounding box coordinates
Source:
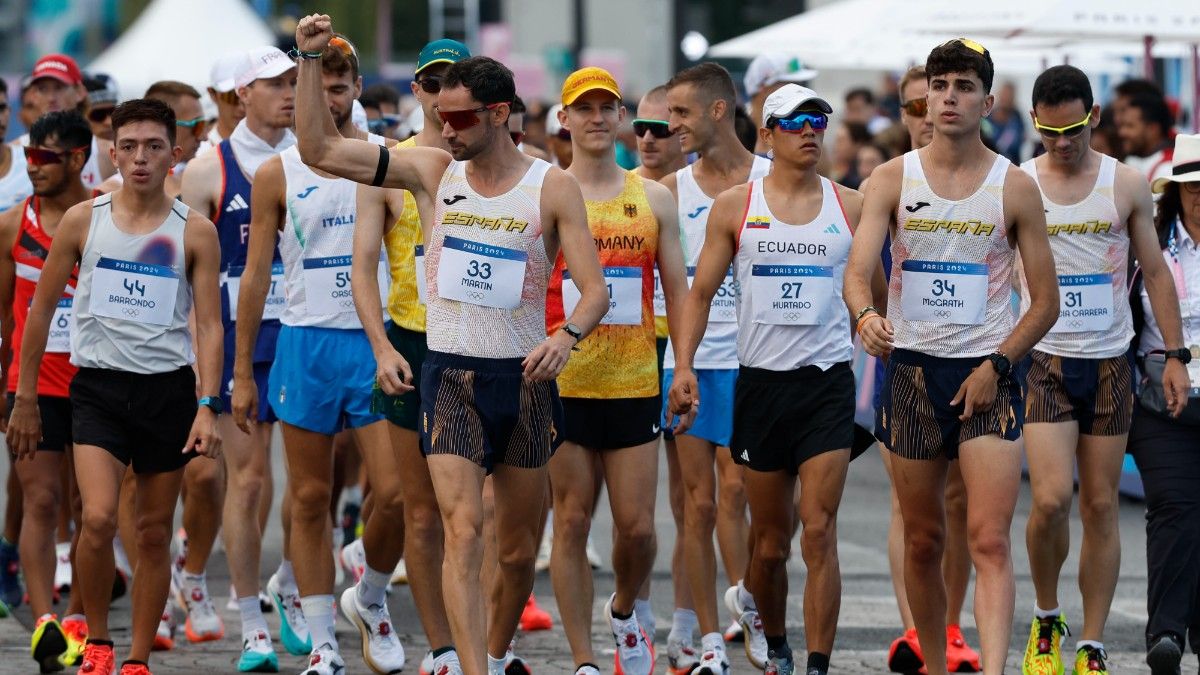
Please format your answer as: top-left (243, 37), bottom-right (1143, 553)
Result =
top-left (1167, 220), bottom-right (1190, 302)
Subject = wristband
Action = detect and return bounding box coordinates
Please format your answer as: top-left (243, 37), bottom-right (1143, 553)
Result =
top-left (856, 312), bottom-right (883, 335)
top-left (290, 47), bottom-right (323, 60)
top-left (855, 305), bottom-right (879, 322)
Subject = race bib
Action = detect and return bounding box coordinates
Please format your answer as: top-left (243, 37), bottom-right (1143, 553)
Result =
top-left (226, 262), bottom-right (285, 321)
top-left (690, 266), bottom-right (737, 323)
top-left (1050, 273), bottom-right (1114, 333)
top-left (436, 235), bottom-right (526, 309)
top-left (415, 244), bottom-right (427, 305)
top-left (45, 297), bottom-right (74, 353)
top-left (750, 264), bottom-right (833, 325)
top-left (562, 266), bottom-right (642, 325)
top-left (89, 257), bottom-right (179, 326)
top-left (1189, 345), bottom-right (1200, 398)
top-left (653, 267), bottom-right (666, 318)
top-left (900, 260), bottom-right (988, 324)
top-left (302, 253), bottom-right (391, 316)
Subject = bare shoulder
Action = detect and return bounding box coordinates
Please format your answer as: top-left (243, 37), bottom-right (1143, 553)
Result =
top-left (183, 205), bottom-right (218, 239)
top-left (0, 202), bottom-right (23, 248)
top-left (522, 144), bottom-right (550, 161)
top-left (184, 149), bottom-right (220, 182)
top-left (1003, 164), bottom-right (1041, 198)
top-left (543, 163), bottom-right (582, 193)
top-left (713, 182), bottom-right (751, 213)
top-left (832, 182), bottom-right (864, 210)
top-left (659, 169), bottom-right (679, 195)
top-left (871, 156), bottom-right (905, 186)
top-left (641, 175), bottom-right (675, 209)
top-left (254, 155), bottom-right (284, 183)
top-left (1112, 159), bottom-right (1151, 193)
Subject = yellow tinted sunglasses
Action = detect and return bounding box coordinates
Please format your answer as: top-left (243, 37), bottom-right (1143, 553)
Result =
top-left (1034, 111), bottom-right (1092, 138)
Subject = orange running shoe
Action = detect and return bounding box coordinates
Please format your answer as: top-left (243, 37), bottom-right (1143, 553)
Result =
top-left (77, 641), bottom-right (115, 675)
top-left (518, 594), bottom-right (552, 632)
top-left (60, 616), bottom-right (88, 667)
top-left (888, 628), bottom-right (925, 674)
top-left (118, 662), bottom-right (152, 675)
top-left (946, 624), bottom-right (981, 672)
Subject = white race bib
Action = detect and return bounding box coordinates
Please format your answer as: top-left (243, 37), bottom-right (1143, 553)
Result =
top-left (415, 244), bottom-right (427, 305)
top-left (900, 260), bottom-right (988, 324)
top-left (89, 257), bottom-right (180, 326)
top-left (436, 235), bottom-right (527, 309)
top-left (690, 266), bottom-right (737, 323)
top-left (562, 266), bottom-right (642, 325)
top-left (750, 264), bottom-right (833, 325)
top-left (653, 267), bottom-right (666, 318)
top-left (45, 297), bottom-right (74, 353)
top-left (302, 253), bottom-right (391, 316)
top-left (226, 262), bottom-right (285, 321)
top-left (1050, 273), bottom-right (1114, 333)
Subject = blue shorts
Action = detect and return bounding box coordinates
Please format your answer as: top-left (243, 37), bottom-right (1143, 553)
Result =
top-left (268, 325), bottom-right (384, 435)
top-left (223, 361), bottom-right (276, 423)
top-left (662, 368), bottom-right (737, 447)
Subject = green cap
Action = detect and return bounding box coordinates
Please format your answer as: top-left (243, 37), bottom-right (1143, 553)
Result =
top-left (416, 39), bottom-right (470, 75)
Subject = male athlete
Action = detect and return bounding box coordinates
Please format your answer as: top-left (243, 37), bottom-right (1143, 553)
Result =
top-left (1018, 65), bottom-right (1188, 675)
top-left (294, 14), bottom-right (607, 675)
top-left (844, 39), bottom-right (1059, 675)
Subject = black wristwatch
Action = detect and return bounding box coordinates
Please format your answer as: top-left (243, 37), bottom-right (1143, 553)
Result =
top-left (1164, 348), bottom-right (1193, 365)
top-left (561, 323), bottom-right (582, 343)
top-left (198, 396), bottom-right (224, 415)
top-left (986, 351), bottom-right (1012, 377)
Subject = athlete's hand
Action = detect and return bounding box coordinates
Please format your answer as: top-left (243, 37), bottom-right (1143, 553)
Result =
top-left (859, 315), bottom-right (894, 357)
top-left (5, 396), bottom-right (42, 461)
top-left (1162, 358), bottom-right (1190, 418)
top-left (231, 375), bottom-right (259, 435)
top-left (295, 14), bottom-right (334, 53)
top-left (950, 363), bottom-right (998, 422)
top-left (665, 404), bottom-right (697, 436)
top-left (523, 333), bottom-right (575, 382)
top-left (375, 347), bottom-right (415, 396)
top-left (185, 408), bottom-right (222, 459)
top-left (667, 368), bottom-right (700, 418)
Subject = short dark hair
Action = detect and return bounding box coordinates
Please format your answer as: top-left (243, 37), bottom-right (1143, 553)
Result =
top-left (145, 80), bottom-right (202, 105)
top-left (1032, 65), bottom-right (1093, 111)
top-left (111, 98), bottom-right (176, 146)
top-left (926, 39), bottom-right (995, 94)
top-left (29, 111), bottom-right (93, 159)
top-left (843, 121), bottom-right (872, 146)
top-left (1126, 92), bottom-right (1173, 134)
top-left (1114, 78), bottom-right (1162, 101)
top-left (360, 83), bottom-right (400, 111)
top-left (0, 76), bottom-right (7, 97)
top-left (733, 105), bottom-right (755, 151)
top-left (511, 94), bottom-right (527, 115)
top-left (443, 56), bottom-right (515, 107)
top-left (666, 62), bottom-right (737, 118)
top-left (322, 34), bottom-right (360, 81)
top-left (845, 87), bottom-right (874, 106)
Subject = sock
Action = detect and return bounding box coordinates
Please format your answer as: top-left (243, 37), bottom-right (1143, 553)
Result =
top-left (63, 613), bottom-right (85, 624)
top-left (1034, 605), bottom-right (1061, 619)
top-left (87, 638), bottom-right (114, 647)
top-left (611, 599), bottom-right (633, 621)
top-left (121, 661), bottom-right (147, 667)
top-left (276, 559), bottom-right (297, 590)
top-left (766, 634), bottom-right (788, 652)
top-left (300, 595), bottom-right (337, 652)
top-left (671, 608), bottom-right (698, 639)
top-left (433, 647), bottom-right (460, 669)
top-left (431, 645), bottom-right (456, 658)
top-left (633, 598), bottom-right (654, 632)
top-left (807, 652), bottom-right (830, 672)
top-left (357, 564), bottom-right (392, 607)
top-left (487, 653), bottom-right (506, 675)
top-left (1076, 640), bottom-right (1104, 652)
top-left (239, 596), bottom-right (268, 635)
top-left (701, 631), bottom-right (724, 653)
top-left (182, 570), bottom-right (206, 586)
top-left (737, 579), bottom-right (757, 611)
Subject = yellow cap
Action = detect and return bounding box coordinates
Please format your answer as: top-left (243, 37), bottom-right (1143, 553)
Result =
top-left (561, 67), bottom-right (621, 106)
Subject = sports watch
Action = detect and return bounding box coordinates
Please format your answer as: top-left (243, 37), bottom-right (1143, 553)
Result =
top-left (1164, 348), bottom-right (1193, 365)
top-left (986, 351), bottom-right (1012, 377)
top-left (198, 396), bottom-right (224, 415)
top-left (561, 323), bottom-right (582, 342)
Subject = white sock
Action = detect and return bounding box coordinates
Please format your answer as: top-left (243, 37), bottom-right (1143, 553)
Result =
top-left (737, 579), bottom-right (757, 611)
top-left (239, 596), bottom-right (268, 635)
top-left (634, 598), bottom-right (654, 630)
top-left (1034, 605), bottom-right (1061, 619)
top-left (434, 649), bottom-right (461, 669)
top-left (356, 564), bottom-right (392, 607)
top-left (300, 595), bottom-right (337, 652)
top-left (701, 631), bottom-right (725, 653)
top-left (487, 653), bottom-right (506, 675)
top-left (276, 559), bottom-right (297, 590)
top-left (1076, 640), bottom-right (1104, 652)
top-left (671, 608), bottom-right (698, 639)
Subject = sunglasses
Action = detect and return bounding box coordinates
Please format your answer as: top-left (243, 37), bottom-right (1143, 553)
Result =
top-left (176, 115), bottom-right (208, 138)
top-left (329, 36), bottom-right (357, 60)
top-left (24, 146), bottom-right (85, 166)
top-left (900, 97), bottom-right (928, 118)
top-left (437, 102), bottom-right (504, 131)
top-left (510, 131), bottom-right (525, 146)
top-left (941, 37), bottom-right (989, 56)
top-left (1181, 181), bottom-right (1200, 194)
top-left (1034, 111), bottom-right (1092, 138)
top-left (768, 110), bottom-right (828, 132)
top-left (417, 75), bottom-right (443, 95)
top-left (88, 106), bottom-right (115, 123)
top-left (632, 118), bottom-right (673, 139)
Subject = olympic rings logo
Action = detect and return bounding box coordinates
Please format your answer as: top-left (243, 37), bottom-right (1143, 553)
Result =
top-left (123, 308), bottom-right (140, 317)
top-left (340, 299), bottom-right (354, 309)
top-left (1068, 319), bottom-right (1084, 329)
top-left (784, 312), bottom-right (802, 322)
top-left (934, 309), bottom-right (953, 318)
top-left (467, 291), bottom-right (486, 301)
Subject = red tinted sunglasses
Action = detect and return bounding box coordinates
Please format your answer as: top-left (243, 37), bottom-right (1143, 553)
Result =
top-left (437, 102), bottom-right (505, 131)
top-left (24, 146), bottom-right (86, 166)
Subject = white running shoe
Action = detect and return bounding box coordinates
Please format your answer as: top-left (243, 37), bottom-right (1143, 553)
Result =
top-left (390, 559), bottom-right (408, 586)
top-left (422, 650), bottom-right (464, 675)
top-left (419, 651), bottom-right (434, 675)
top-left (585, 533), bottom-right (602, 570)
top-left (694, 647), bottom-right (731, 675)
top-left (267, 572), bottom-right (311, 656)
top-left (667, 631), bottom-right (700, 674)
top-left (723, 619), bottom-right (744, 643)
top-left (339, 539), bottom-right (366, 586)
top-left (174, 566), bottom-right (225, 643)
top-left (339, 587), bottom-right (406, 674)
top-left (575, 666), bottom-right (601, 675)
top-left (605, 594), bottom-right (654, 675)
top-left (724, 585), bottom-right (767, 669)
top-left (301, 643), bottom-right (346, 675)
top-left (154, 606), bottom-right (176, 651)
top-left (54, 541), bottom-right (72, 592)
top-left (237, 629), bottom-right (279, 673)
top-left (504, 641), bottom-right (532, 675)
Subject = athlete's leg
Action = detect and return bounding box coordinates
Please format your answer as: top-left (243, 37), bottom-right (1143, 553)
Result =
top-left (742, 468), bottom-right (796, 637)
top-left (959, 435), bottom-right (1022, 675)
top-left (117, 468), bottom-right (138, 572)
top-left (128, 467), bottom-right (186, 663)
top-left (3, 461), bottom-right (21, 543)
top-left (353, 420), bottom-right (405, 581)
top-left (892, 454), bottom-right (950, 675)
top-left (480, 477), bottom-right (497, 616)
top-left (602, 439), bottom-right (660, 612)
top-left (1074, 433), bottom-right (1127, 642)
top-left (549, 441), bottom-right (598, 664)
top-left (798, 449), bottom-right (850, 656)
top-left (665, 438), bottom-right (693, 612)
top-left (943, 461), bottom-right (971, 624)
top-left (279, 424), bottom-right (336, 597)
top-left (879, 448), bottom-right (916, 630)
top-left (72, 445), bottom-right (126, 640)
top-left (219, 418), bottom-right (274, 600)
top-left (427, 454), bottom-right (486, 675)
top-left (178, 456), bottom-right (225, 574)
top-left (488, 464), bottom-right (549, 658)
top-left (1024, 422), bottom-right (1079, 613)
top-left (676, 433), bottom-right (721, 634)
top-left (715, 447), bottom-right (749, 588)
top-left (64, 448), bottom-right (84, 617)
top-left (15, 450), bottom-right (65, 617)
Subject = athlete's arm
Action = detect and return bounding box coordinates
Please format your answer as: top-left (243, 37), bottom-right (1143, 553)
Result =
top-left (183, 211), bottom-right (224, 459)
top-left (844, 158), bottom-right (900, 356)
top-left (1123, 165), bottom-right (1190, 415)
top-left (352, 184), bottom-right (413, 395)
top-left (0, 206), bottom-right (21, 409)
top-left (230, 158), bottom-right (284, 432)
top-left (179, 151), bottom-right (220, 219)
top-left (523, 168), bottom-right (606, 381)
top-left (6, 202), bottom-right (89, 459)
top-left (647, 179), bottom-right (689, 339)
top-left (658, 171), bottom-right (679, 196)
top-left (835, 184), bottom-right (885, 327)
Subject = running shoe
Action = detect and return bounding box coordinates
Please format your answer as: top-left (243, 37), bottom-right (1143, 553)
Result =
top-left (1146, 632), bottom-right (1183, 675)
top-left (54, 542), bottom-right (72, 593)
top-left (173, 568), bottom-right (224, 642)
top-left (0, 597), bottom-right (9, 617)
top-left (60, 616), bottom-right (87, 667)
top-left (723, 620), bottom-right (743, 643)
top-left (340, 587), bottom-right (406, 674)
top-left (946, 624), bottom-right (981, 672)
top-left (266, 572), bottom-right (311, 656)
top-left (1021, 614), bottom-right (1070, 675)
top-left (340, 539), bottom-right (366, 586)
top-left (31, 613), bottom-right (68, 673)
top-left (152, 608), bottom-right (175, 651)
top-left (575, 666), bottom-right (601, 675)
top-left (667, 631), bottom-right (700, 674)
top-left (77, 641), bottom-right (115, 675)
top-left (723, 585), bottom-right (767, 669)
top-left (117, 663), bottom-right (152, 675)
top-left (765, 648), bottom-right (795, 675)
top-left (504, 640), bottom-right (532, 675)
top-left (420, 651), bottom-right (435, 675)
top-left (694, 648), bottom-right (730, 675)
top-left (604, 594), bottom-right (653, 675)
top-left (390, 559), bottom-right (408, 586)
top-left (301, 644), bottom-right (346, 675)
top-left (888, 628), bottom-right (924, 674)
top-left (237, 629), bottom-right (279, 673)
top-left (1074, 646), bottom-right (1108, 675)
top-left (423, 650), bottom-right (463, 675)
top-left (0, 536), bottom-right (22, 609)
top-left (518, 594), bottom-right (553, 632)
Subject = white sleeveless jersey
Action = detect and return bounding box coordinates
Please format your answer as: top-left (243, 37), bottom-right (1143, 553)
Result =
top-left (73, 194), bottom-right (194, 373)
top-left (0, 144), bottom-right (31, 213)
top-left (889, 150), bottom-right (1014, 358)
top-left (426, 158), bottom-right (553, 358)
top-left (734, 177), bottom-right (854, 370)
top-left (665, 155), bottom-right (772, 370)
top-left (278, 137), bottom-right (387, 329)
top-left (1017, 155), bottom-right (1132, 358)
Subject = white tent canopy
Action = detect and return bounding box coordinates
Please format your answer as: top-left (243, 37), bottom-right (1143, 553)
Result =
top-left (922, 0), bottom-right (1200, 43)
top-left (88, 0), bottom-right (276, 100)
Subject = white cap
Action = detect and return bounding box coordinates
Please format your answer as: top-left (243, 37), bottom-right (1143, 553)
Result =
top-left (352, 99), bottom-right (369, 133)
top-left (234, 46), bottom-right (296, 89)
top-left (761, 84), bottom-right (832, 127)
top-left (209, 52), bottom-right (243, 93)
top-left (545, 104), bottom-right (564, 136)
top-left (404, 104), bottom-right (424, 136)
top-left (744, 54), bottom-right (818, 97)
